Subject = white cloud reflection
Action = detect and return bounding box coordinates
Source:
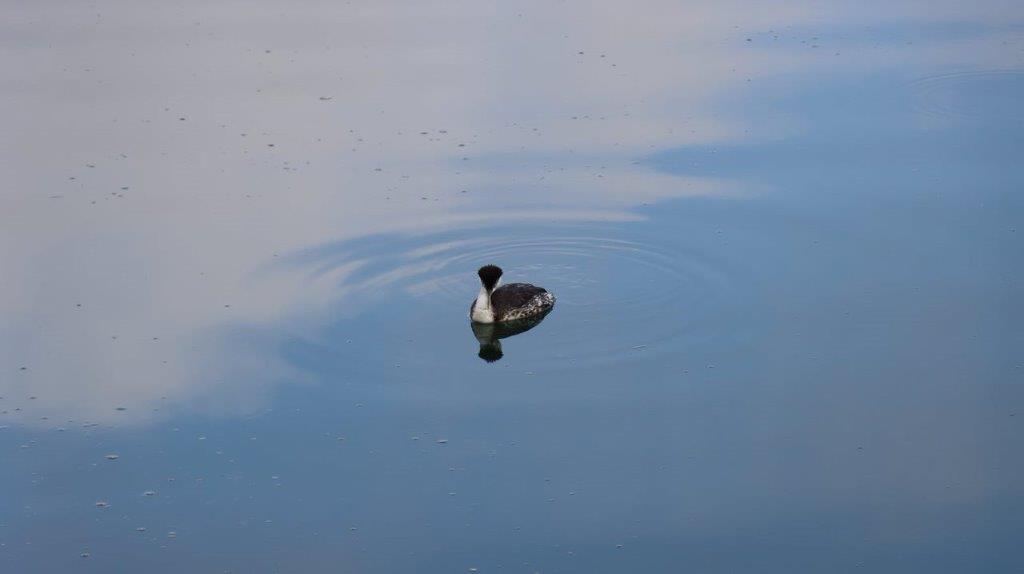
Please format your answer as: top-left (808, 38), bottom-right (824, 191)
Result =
top-left (1, 0), bottom-right (1019, 426)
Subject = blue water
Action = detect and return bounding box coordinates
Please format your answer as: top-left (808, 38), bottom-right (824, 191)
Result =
top-left (2, 3), bottom-right (1022, 572)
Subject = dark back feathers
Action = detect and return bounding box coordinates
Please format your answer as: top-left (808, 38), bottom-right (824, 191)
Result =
top-left (490, 283), bottom-right (546, 312)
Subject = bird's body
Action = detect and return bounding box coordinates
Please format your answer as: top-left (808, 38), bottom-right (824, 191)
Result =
top-left (470, 265), bottom-right (555, 324)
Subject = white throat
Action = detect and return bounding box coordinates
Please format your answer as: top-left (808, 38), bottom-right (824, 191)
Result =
top-left (471, 284), bottom-right (497, 323)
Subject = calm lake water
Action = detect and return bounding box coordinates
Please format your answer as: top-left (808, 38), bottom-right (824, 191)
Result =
top-left (3, 1), bottom-right (1022, 572)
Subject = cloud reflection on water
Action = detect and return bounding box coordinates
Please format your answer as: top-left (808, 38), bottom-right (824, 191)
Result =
top-left (2, 0), bottom-right (1020, 426)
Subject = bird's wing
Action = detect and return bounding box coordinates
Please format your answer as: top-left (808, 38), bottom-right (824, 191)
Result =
top-left (490, 283), bottom-right (546, 310)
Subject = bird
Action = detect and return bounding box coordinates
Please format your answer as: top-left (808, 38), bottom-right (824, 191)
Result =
top-left (469, 264), bottom-right (555, 324)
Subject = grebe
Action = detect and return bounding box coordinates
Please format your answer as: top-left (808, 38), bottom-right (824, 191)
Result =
top-left (470, 265), bottom-right (555, 324)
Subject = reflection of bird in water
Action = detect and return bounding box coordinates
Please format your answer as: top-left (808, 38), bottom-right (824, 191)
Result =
top-left (471, 310), bottom-right (552, 362)
top-left (470, 265), bottom-right (555, 324)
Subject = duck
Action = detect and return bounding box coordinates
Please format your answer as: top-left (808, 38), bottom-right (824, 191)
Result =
top-left (469, 264), bottom-right (555, 324)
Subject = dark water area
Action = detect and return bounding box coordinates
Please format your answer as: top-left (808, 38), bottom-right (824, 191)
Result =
top-left (2, 2), bottom-right (1023, 572)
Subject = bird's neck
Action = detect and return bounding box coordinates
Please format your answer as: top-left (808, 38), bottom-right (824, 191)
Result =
top-left (475, 286), bottom-right (493, 309)
top-left (472, 286), bottom-right (495, 323)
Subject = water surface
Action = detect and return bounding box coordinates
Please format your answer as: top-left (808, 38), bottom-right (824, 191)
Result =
top-left (2, 1), bottom-right (1022, 572)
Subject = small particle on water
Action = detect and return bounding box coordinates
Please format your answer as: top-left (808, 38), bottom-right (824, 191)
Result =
top-left (167, 531), bottom-right (177, 538)
top-left (136, 527), bottom-right (146, 532)
top-left (95, 501), bottom-right (109, 508)
top-left (143, 490), bottom-right (157, 496)
top-left (115, 406), bottom-right (126, 411)
top-left (436, 439), bottom-right (448, 444)
top-left (81, 552), bottom-right (90, 558)
top-left (105, 454), bottom-right (119, 460)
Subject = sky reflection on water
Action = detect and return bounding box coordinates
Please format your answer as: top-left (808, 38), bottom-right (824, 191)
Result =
top-left (2, 1), bottom-right (1022, 572)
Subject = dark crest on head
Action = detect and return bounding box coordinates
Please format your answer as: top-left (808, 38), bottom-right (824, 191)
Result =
top-left (477, 264), bottom-right (503, 291)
